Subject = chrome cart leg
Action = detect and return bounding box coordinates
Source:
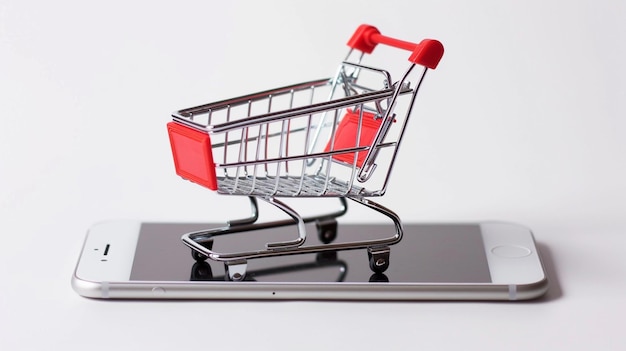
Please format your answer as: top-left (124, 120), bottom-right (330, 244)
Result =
top-left (227, 196), bottom-right (259, 226)
top-left (347, 196), bottom-right (403, 274)
top-left (182, 196), bottom-right (347, 259)
top-left (261, 196), bottom-right (307, 249)
top-left (189, 196), bottom-right (257, 261)
top-left (225, 259), bottom-right (248, 281)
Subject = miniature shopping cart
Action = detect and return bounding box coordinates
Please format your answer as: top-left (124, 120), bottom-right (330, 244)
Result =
top-left (167, 24), bottom-right (444, 280)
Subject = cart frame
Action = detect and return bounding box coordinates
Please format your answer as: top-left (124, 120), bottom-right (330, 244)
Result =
top-left (167, 24), bottom-right (443, 280)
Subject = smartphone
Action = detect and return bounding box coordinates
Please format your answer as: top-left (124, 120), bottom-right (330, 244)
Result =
top-left (72, 221), bottom-right (548, 301)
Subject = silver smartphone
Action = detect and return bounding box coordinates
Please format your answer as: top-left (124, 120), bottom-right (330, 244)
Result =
top-left (72, 221), bottom-right (548, 301)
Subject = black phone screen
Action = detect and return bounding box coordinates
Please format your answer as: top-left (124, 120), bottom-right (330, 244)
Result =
top-left (129, 222), bottom-right (492, 284)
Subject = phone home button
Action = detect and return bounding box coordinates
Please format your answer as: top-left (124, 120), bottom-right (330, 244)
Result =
top-left (152, 287), bottom-right (166, 296)
top-left (491, 245), bottom-right (532, 258)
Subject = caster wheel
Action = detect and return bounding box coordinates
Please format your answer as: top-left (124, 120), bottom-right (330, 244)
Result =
top-left (316, 219), bottom-right (338, 244)
top-left (369, 255), bottom-right (389, 273)
top-left (368, 247), bottom-right (390, 273)
top-left (191, 249), bottom-right (208, 261)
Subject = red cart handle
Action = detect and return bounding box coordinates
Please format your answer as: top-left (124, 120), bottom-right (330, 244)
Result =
top-left (347, 24), bottom-right (444, 69)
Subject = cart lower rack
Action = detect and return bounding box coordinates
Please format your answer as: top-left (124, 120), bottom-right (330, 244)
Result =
top-left (167, 24), bottom-right (444, 280)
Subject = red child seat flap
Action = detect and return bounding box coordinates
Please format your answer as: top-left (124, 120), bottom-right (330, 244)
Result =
top-left (167, 122), bottom-right (218, 190)
top-left (324, 109), bottom-right (382, 167)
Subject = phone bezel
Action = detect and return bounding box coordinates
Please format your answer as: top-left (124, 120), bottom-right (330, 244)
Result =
top-left (72, 221), bottom-right (548, 300)
top-left (74, 220), bottom-right (141, 281)
top-left (480, 222), bottom-right (546, 284)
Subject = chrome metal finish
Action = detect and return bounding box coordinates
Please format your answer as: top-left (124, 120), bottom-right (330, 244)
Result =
top-left (261, 196), bottom-right (306, 249)
top-left (181, 196), bottom-right (403, 266)
top-left (224, 260), bottom-right (248, 281)
top-left (227, 196), bottom-right (259, 226)
top-left (172, 42), bottom-right (433, 275)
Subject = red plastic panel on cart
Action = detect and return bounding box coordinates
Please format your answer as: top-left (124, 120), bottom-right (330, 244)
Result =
top-left (325, 109), bottom-right (382, 167)
top-left (167, 122), bottom-right (217, 190)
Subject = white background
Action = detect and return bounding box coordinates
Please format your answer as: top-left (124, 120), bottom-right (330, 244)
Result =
top-left (1, 0), bottom-right (625, 350)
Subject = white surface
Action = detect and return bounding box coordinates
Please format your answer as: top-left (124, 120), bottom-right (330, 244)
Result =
top-left (1, 0), bottom-right (625, 350)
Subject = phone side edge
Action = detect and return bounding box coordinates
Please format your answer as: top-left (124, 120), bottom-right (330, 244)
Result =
top-left (512, 276), bottom-right (550, 300)
top-left (89, 281), bottom-right (523, 301)
top-left (71, 274), bottom-right (110, 299)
